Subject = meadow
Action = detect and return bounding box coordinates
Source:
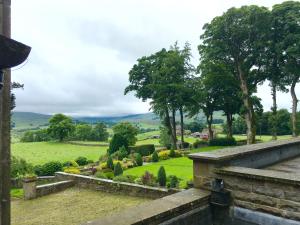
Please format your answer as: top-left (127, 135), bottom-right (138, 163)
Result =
top-left (12, 142), bottom-right (106, 165)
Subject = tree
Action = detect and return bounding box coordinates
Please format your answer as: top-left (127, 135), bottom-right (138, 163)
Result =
top-left (200, 6), bottom-right (271, 144)
top-left (135, 153), bottom-right (143, 166)
top-left (272, 1), bottom-right (300, 137)
top-left (74, 124), bottom-right (93, 141)
top-left (108, 133), bottom-right (128, 155)
top-left (112, 122), bottom-right (138, 146)
top-left (159, 126), bottom-right (172, 149)
top-left (47, 114), bottom-right (75, 141)
top-left (152, 151), bottom-right (159, 162)
top-left (92, 123), bottom-right (109, 141)
top-left (184, 121), bottom-right (205, 133)
top-left (106, 156), bottom-right (114, 170)
top-left (114, 162), bottom-right (123, 176)
top-left (157, 166), bottom-right (166, 186)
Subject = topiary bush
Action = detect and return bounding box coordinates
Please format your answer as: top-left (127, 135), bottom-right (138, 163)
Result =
top-left (209, 137), bottom-right (237, 146)
top-left (135, 153), bottom-right (143, 166)
top-left (152, 151), bottom-right (159, 162)
top-left (114, 162), bottom-right (123, 176)
top-left (129, 144), bottom-right (155, 156)
top-left (111, 146), bottom-right (128, 160)
top-left (63, 160), bottom-right (79, 168)
top-left (169, 175), bottom-right (179, 188)
top-left (75, 156), bottom-right (88, 166)
top-left (106, 156), bottom-right (114, 170)
top-left (157, 166), bottom-right (166, 187)
top-left (182, 142), bottom-right (190, 149)
top-left (169, 149), bottom-right (176, 157)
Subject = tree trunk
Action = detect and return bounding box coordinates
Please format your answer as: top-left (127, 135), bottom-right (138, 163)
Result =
top-left (226, 113), bottom-right (233, 138)
top-left (271, 83), bottom-right (277, 140)
top-left (237, 63), bottom-right (256, 144)
top-left (291, 77), bottom-right (299, 137)
top-left (164, 107), bottom-right (176, 149)
top-left (171, 109), bottom-right (177, 149)
top-left (207, 114), bottom-right (214, 141)
top-left (179, 106), bottom-right (184, 146)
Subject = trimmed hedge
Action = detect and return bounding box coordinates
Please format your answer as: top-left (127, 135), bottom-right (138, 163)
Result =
top-left (129, 144), bottom-right (155, 156)
top-left (209, 137), bottom-right (237, 146)
top-left (34, 161), bottom-right (63, 176)
top-left (193, 140), bottom-right (208, 148)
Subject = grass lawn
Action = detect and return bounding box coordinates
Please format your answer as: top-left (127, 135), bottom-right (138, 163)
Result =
top-left (12, 142), bottom-right (107, 165)
top-left (218, 134), bottom-right (293, 142)
top-left (12, 188), bottom-right (149, 225)
top-left (124, 146), bottom-right (224, 188)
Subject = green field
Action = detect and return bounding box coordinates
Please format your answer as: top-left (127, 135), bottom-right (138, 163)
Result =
top-left (12, 142), bottom-right (106, 165)
top-left (124, 146), bottom-right (223, 188)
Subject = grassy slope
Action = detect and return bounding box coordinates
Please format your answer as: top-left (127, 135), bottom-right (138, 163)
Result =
top-left (124, 146), bottom-right (223, 188)
top-left (12, 188), bottom-right (148, 225)
top-left (12, 142), bottom-right (107, 165)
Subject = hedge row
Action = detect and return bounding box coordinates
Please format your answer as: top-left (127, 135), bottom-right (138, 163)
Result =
top-left (129, 144), bottom-right (155, 156)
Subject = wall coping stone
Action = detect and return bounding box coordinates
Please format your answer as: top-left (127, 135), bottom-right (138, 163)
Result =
top-left (36, 180), bottom-right (74, 189)
top-left (189, 138), bottom-right (300, 163)
top-left (82, 188), bottom-right (210, 225)
top-left (216, 166), bottom-right (300, 186)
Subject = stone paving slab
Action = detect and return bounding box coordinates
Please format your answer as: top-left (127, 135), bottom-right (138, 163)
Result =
top-left (82, 188), bottom-right (210, 225)
top-left (266, 156), bottom-right (300, 174)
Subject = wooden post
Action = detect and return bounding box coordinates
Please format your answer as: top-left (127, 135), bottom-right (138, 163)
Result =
top-left (0, 0), bottom-right (11, 225)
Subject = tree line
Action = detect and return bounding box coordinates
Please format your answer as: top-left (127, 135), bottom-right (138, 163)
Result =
top-left (125, 1), bottom-right (300, 147)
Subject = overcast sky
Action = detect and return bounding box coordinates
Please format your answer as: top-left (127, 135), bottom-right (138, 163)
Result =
top-left (11, 0), bottom-right (298, 116)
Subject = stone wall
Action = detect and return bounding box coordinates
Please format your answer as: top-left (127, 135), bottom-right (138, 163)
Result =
top-left (82, 188), bottom-right (211, 225)
top-left (216, 167), bottom-right (300, 221)
top-left (36, 180), bottom-right (75, 198)
top-left (55, 172), bottom-right (178, 199)
top-left (11, 176), bottom-right (56, 188)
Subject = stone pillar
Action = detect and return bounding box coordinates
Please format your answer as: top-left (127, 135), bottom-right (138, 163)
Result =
top-left (192, 160), bottom-right (218, 189)
top-left (23, 177), bottom-right (37, 200)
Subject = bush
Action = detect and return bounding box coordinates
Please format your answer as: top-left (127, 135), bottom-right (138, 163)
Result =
top-left (129, 144), bottom-right (155, 156)
top-left (135, 153), bottom-right (143, 166)
top-left (63, 160), bottom-right (79, 168)
top-left (75, 156), bottom-right (88, 166)
top-left (105, 172), bottom-right (114, 179)
top-left (158, 166), bottom-right (166, 187)
top-left (134, 177), bottom-right (143, 185)
top-left (182, 142), bottom-right (190, 149)
top-left (169, 175), bottom-right (179, 188)
top-left (169, 149), bottom-right (176, 157)
top-left (35, 161), bottom-right (63, 176)
top-left (209, 137), bottom-right (237, 146)
top-left (108, 133), bottom-right (129, 155)
top-left (114, 162), bottom-right (123, 176)
top-left (193, 140), bottom-right (208, 148)
top-left (63, 167), bottom-right (80, 174)
top-left (11, 156), bottom-right (33, 178)
top-left (95, 171), bottom-right (107, 179)
top-left (152, 151), bottom-right (159, 162)
top-left (158, 151), bottom-right (170, 160)
top-left (113, 175), bottom-right (136, 183)
top-left (111, 146), bottom-right (128, 160)
top-left (107, 156), bottom-right (114, 170)
top-left (141, 171), bottom-right (156, 186)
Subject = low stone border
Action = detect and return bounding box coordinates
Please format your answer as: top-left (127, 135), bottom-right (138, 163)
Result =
top-left (36, 180), bottom-right (75, 197)
top-left (11, 176), bottom-right (56, 188)
top-left (55, 172), bottom-right (179, 199)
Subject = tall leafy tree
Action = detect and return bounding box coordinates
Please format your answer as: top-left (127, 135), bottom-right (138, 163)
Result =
top-left (112, 122), bottom-right (138, 146)
top-left (199, 6), bottom-right (271, 144)
top-left (272, 1), bottom-right (300, 137)
top-left (48, 114), bottom-right (75, 142)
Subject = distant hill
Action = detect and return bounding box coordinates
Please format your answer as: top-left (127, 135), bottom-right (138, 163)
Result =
top-left (12, 111), bottom-right (226, 130)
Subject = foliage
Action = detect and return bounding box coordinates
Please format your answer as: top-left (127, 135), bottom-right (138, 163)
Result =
top-left (34, 161), bottom-right (63, 176)
top-left (111, 146), bottom-right (129, 160)
top-left (141, 171), bottom-right (156, 186)
top-left (129, 144), bottom-right (155, 156)
top-left (209, 138), bottom-right (237, 146)
top-left (157, 166), bottom-right (167, 186)
top-left (63, 167), bottom-right (80, 174)
top-left (11, 156), bottom-right (33, 178)
top-left (135, 153), bottom-right (143, 166)
top-left (114, 162), bottom-right (123, 176)
top-left (95, 171), bottom-right (108, 179)
top-left (108, 133), bottom-right (129, 155)
top-left (192, 140), bottom-right (208, 148)
top-left (93, 123), bottom-right (109, 141)
top-left (106, 156), bottom-right (114, 170)
top-left (72, 122), bottom-right (109, 141)
top-left (152, 151), bottom-right (159, 162)
top-left (112, 122), bottom-right (138, 146)
top-left (63, 160), bottom-right (79, 168)
top-left (20, 129), bottom-right (51, 142)
top-left (168, 175), bottom-right (179, 188)
top-left (184, 121), bottom-right (204, 133)
top-left (113, 175), bottom-right (136, 183)
top-left (75, 156), bottom-right (89, 166)
top-left (159, 126), bottom-right (172, 149)
top-left (169, 149), bottom-right (176, 157)
top-left (48, 114), bottom-right (75, 141)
